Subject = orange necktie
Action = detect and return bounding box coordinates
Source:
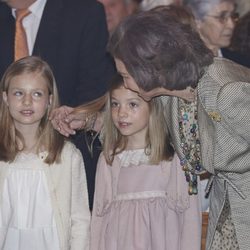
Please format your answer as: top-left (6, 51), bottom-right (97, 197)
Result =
top-left (14, 9), bottom-right (31, 61)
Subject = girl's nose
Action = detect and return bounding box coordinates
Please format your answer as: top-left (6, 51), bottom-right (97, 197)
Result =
top-left (118, 106), bottom-right (128, 118)
top-left (23, 94), bottom-right (32, 106)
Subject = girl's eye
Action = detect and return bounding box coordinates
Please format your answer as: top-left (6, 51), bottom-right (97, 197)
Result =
top-left (111, 101), bottom-right (119, 108)
top-left (33, 92), bottom-right (43, 97)
top-left (14, 91), bottom-right (23, 96)
top-left (129, 102), bottom-right (138, 108)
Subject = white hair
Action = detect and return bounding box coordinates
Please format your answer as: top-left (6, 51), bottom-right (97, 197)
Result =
top-left (140, 0), bottom-right (174, 11)
top-left (183, 0), bottom-right (236, 21)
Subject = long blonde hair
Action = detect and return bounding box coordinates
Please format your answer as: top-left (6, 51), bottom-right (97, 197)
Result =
top-left (103, 74), bottom-right (174, 165)
top-left (68, 74), bottom-right (175, 165)
top-left (0, 56), bottom-right (64, 164)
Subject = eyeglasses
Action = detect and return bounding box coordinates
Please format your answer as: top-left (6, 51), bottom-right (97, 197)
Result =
top-left (206, 12), bottom-right (239, 24)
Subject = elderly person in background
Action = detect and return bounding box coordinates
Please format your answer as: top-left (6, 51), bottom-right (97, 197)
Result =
top-left (183, 0), bottom-right (238, 57)
top-left (98, 0), bottom-right (142, 33)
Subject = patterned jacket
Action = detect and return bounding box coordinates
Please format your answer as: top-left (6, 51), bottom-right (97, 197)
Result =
top-left (161, 57), bottom-right (250, 250)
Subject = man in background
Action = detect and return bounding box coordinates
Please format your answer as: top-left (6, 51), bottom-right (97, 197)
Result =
top-left (98, 0), bottom-right (142, 33)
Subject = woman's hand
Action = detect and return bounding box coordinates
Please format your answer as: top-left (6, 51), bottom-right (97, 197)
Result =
top-left (50, 106), bottom-right (99, 137)
top-left (50, 94), bottom-right (107, 137)
top-left (49, 106), bottom-right (79, 137)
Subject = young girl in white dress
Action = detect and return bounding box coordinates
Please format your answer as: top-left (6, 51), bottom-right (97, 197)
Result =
top-left (0, 56), bottom-right (90, 250)
top-left (90, 74), bottom-right (201, 250)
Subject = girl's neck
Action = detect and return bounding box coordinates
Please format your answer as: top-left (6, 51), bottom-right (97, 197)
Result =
top-left (126, 140), bottom-right (146, 151)
top-left (17, 127), bottom-right (39, 154)
top-left (23, 140), bottom-right (38, 154)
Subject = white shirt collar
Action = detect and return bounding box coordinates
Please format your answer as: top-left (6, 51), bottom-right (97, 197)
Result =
top-left (12, 0), bottom-right (47, 19)
top-left (217, 49), bottom-right (223, 58)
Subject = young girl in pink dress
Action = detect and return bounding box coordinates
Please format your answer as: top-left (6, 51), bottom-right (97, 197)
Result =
top-left (90, 74), bottom-right (201, 250)
top-left (0, 56), bottom-right (90, 250)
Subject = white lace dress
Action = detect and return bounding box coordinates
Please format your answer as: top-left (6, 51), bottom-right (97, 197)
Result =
top-left (0, 153), bottom-right (60, 250)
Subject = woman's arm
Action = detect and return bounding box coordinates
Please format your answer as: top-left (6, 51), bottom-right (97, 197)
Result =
top-left (50, 106), bottom-right (78, 136)
top-left (167, 154), bottom-right (202, 250)
top-left (218, 82), bottom-right (250, 141)
top-left (50, 94), bottom-right (107, 137)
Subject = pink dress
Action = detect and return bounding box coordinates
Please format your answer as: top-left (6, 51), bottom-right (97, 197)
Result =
top-left (90, 150), bottom-right (201, 250)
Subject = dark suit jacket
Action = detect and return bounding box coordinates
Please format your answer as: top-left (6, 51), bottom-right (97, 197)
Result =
top-left (0, 0), bottom-right (115, 210)
top-left (0, 0), bottom-right (115, 106)
top-left (222, 48), bottom-right (250, 68)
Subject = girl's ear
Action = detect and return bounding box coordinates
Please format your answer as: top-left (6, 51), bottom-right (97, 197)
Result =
top-left (2, 91), bottom-right (8, 106)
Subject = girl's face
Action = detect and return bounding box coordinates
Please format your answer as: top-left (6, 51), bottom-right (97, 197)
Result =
top-left (197, 2), bottom-right (236, 55)
top-left (111, 85), bottom-right (150, 149)
top-left (3, 72), bottom-right (52, 133)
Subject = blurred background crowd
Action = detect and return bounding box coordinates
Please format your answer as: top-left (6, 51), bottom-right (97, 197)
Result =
top-left (100, 0), bottom-right (250, 67)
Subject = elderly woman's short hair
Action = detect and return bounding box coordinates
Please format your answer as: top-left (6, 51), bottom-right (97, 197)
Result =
top-left (183, 0), bottom-right (236, 21)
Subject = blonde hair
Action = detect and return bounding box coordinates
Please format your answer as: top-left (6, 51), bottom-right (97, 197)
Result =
top-left (70, 74), bottom-right (174, 165)
top-left (103, 74), bottom-right (174, 165)
top-left (0, 56), bottom-right (64, 164)
top-left (73, 94), bottom-right (108, 129)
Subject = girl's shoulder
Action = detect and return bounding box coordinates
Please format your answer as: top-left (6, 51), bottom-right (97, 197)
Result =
top-left (62, 141), bottom-right (80, 153)
top-left (60, 141), bottom-right (83, 161)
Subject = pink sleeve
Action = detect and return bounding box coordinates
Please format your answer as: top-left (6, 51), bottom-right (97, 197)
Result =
top-left (166, 154), bottom-right (202, 250)
top-left (180, 191), bottom-right (202, 250)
